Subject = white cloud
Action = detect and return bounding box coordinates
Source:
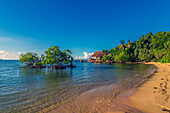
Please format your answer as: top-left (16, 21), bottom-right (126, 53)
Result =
top-left (0, 50), bottom-right (6, 54)
top-left (0, 51), bottom-right (24, 60)
top-left (75, 52), bottom-right (94, 59)
top-left (16, 55), bottom-right (19, 59)
top-left (2, 52), bottom-right (10, 58)
top-left (17, 51), bottom-right (22, 54)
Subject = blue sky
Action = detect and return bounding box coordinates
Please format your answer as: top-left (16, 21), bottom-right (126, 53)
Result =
top-left (0, 0), bottom-right (170, 59)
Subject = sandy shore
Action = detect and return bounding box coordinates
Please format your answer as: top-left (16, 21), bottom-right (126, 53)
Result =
top-left (49, 62), bottom-right (170, 113)
top-left (108, 62), bottom-right (170, 113)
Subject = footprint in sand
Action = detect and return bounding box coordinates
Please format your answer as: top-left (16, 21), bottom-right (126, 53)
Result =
top-left (153, 75), bottom-right (170, 112)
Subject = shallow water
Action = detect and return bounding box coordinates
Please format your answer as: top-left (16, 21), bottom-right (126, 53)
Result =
top-left (0, 60), bottom-right (155, 113)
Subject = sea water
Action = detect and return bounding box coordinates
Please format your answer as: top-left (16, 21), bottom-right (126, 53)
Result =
top-left (0, 60), bottom-right (155, 113)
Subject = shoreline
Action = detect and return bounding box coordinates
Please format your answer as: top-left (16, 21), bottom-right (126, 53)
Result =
top-left (49, 62), bottom-right (162, 113)
top-left (108, 62), bottom-right (170, 113)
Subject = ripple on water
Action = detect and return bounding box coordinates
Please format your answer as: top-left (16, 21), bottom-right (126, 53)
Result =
top-left (0, 60), bottom-right (156, 113)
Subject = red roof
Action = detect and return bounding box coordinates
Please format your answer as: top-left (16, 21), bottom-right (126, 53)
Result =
top-left (91, 51), bottom-right (106, 57)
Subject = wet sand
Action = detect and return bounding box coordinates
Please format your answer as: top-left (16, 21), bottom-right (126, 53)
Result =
top-left (49, 62), bottom-right (170, 113)
top-left (108, 62), bottom-right (170, 113)
top-left (49, 84), bottom-right (120, 113)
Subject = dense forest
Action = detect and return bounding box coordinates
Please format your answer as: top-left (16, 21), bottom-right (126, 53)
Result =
top-left (19, 46), bottom-right (75, 68)
top-left (102, 31), bottom-right (170, 63)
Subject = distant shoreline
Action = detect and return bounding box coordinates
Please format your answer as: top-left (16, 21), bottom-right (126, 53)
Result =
top-left (0, 59), bottom-right (18, 60)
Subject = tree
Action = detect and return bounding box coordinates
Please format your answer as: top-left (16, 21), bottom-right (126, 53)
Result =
top-left (102, 49), bottom-right (108, 54)
top-left (114, 51), bottom-right (129, 62)
top-left (19, 46), bottom-right (75, 68)
top-left (42, 46), bottom-right (74, 66)
top-left (61, 49), bottom-right (73, 65)
top-left (19, 52), bottom-right (39, 64)
top-left (70, 56), bottom-right (74, 67)
top-left (160, 52), bottom-right (170, 63)
top-left (43, 46), bottom-right (61, 65)
top-left (64, 49), bottom-right (72, 54)
top-left (127, 40), bottom-right (131, 48)
top-left (127, 40), bottom-right (130, 44)
top-left (119, 40), bottom-right (125, 50)
top-left (103, 30), bottom-right (170, 63)
top-left (154, 49), bottom-right (167, 60)
top-left (120, 40), bottom-right (125, 45)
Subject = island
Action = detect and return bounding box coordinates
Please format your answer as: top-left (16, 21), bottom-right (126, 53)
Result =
top-left (19, 46), bottom-right (76, 69)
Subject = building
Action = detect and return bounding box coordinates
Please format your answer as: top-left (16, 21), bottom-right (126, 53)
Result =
top-left (91, 51), bottom-right (106, 61)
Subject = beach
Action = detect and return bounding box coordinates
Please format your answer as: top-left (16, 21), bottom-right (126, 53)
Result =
top-left (1, 0), bottom-right (170, 112)
top-left (50, 62), bottom-right (170, 113)
top-left (108, 62), bottom-right (170, 113)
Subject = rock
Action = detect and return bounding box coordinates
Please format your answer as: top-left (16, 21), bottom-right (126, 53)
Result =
top-left (106, 61), bottom-right (111, 65)
top-left (87, 58), bottom-right (92, 62)
top-left (80, 60), bottom-right (83, 62)
top-left (87, 58), bottom-right (95, 63)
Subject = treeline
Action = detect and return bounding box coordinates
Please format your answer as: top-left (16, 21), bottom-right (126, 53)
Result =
top-left (19, 46), bottom-right (75, 68)
top-left (102, 31), bottom-right (170, 63)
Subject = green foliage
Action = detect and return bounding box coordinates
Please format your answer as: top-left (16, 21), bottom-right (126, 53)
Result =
top-left (160, 52), bottom-right (170, 63)
top-left (19, 46), bottom-right (74, 66)
top-left (102, 49), bottom-right (108, 54)
top-left (33, 62), bottom-right (42, 66)
top-left (114, 51), bottom-right (130, 62)
top-left (154, 49), bottom-right (167, 60)
top-left (102, 54), bottom-right (113, 61)
top-left (64, 49), bottom-right (73, 54)
top-left (102, 31), bottom-right (170, 63)
top-left (19, 52), bottom-right (39, 63)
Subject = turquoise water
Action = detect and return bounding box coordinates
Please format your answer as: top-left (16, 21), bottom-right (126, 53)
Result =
top-left (0, 60), bottom-right (155, 113)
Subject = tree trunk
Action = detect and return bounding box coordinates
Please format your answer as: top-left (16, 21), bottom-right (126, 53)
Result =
top-left (70, 61), bottom-right (73, 67)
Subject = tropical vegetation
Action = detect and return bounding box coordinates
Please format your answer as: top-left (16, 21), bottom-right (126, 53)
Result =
top-left (19, 46), bottom-right (75, 68)
top-left (102, 31), bottom-right (170, 63)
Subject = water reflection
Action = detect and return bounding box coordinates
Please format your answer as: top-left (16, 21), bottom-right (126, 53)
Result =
top-left (0, 61), bottom-right (155, 113)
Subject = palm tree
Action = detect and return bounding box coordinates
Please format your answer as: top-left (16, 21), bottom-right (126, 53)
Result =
top-left (127, 40), bottom-right (130, 44)
top-left (119, 40), bottom-right (125, 50)
top-left (120, 40), bottom-right (125, 45)
top-left (127, 40), bottom-right (131, 48)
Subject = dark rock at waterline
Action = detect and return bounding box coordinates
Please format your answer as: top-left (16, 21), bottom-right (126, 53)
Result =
top-left (80, 60), bottom-right (84, 62)
top-left (105, 61), bottom-right (115, 64)
top-left (80, 60), bottom-right (87, 63)
top-left (116, 61), bottom-right (125, 64)
top-left (55, 65), bottom-right (66, 69)
top-left (87, 58), bottom-right (95, 63)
